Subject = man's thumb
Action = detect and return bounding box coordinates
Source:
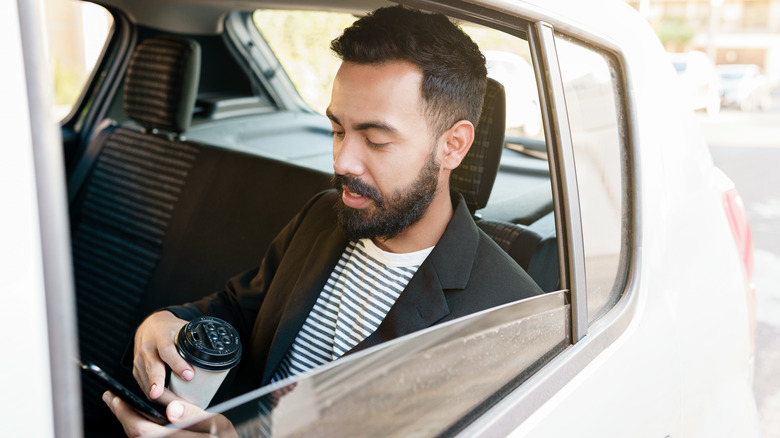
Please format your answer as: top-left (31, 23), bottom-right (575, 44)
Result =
top-left (166, 400), bottom-right (186, 422)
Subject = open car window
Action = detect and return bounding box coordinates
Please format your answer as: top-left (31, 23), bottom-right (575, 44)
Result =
top-left (56, 2), bottom-right (634, 435)
top-left (168, 7), bottom-right (633, 436)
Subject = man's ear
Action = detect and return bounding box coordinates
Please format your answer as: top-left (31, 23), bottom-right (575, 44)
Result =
top-left (441, 120), bottom-right (474, 171)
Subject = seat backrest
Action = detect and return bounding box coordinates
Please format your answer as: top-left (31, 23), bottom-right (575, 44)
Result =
top-left (526, 212), bottom-right (560, 292)
top-left (450, 77), bottom-right (559, 292)
top-left (70, 35), bottom-right (204, 431)
top-left (450, 78), bottom-right (505, 214)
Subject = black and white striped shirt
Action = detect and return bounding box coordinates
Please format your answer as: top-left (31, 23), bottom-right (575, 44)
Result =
top-left (271, 238), bottom-right (433, 382)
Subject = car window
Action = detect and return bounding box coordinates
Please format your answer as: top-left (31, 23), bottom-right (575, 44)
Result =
top-left (43, 0), bottom-right (113, 121)
top-left (556, 35), bottom-right (627, 323)
top-left (184, 292), bottom-right (570, 437)
top-left (252, 10), bottom-right (358, 114)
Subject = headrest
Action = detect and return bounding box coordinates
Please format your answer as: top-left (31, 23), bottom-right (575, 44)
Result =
top-left (123, 35), bottom-right (201, 134)
top-left (450, 78), bottom-right (506, 214)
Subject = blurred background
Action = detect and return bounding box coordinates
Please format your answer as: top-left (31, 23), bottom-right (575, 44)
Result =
top-left (42, 0), bottom-right (780, 435)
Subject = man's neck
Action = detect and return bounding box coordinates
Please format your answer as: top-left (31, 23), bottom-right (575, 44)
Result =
top-left (372, 188), bottom-right (454, 254)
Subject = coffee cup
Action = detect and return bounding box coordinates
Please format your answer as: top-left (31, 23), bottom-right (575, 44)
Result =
top-left (168, 316), bottom-right (242, 408)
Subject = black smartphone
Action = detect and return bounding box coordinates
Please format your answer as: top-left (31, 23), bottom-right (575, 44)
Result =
top-left (79, 360), bottom-right (169, 425)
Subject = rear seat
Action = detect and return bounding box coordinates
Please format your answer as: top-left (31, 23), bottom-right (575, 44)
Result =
top-left (68, 35), bottom-right (331, 432)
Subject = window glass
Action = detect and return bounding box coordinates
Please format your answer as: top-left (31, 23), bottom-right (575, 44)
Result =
top-left (252, 10), bottom-right (358, 114)
top-left (463, 24), bottom-right (544, 141)
top-left (555, 36), bottom-right (626, 323)
top-left (168, 293), bottom-right (570, 437)
top-left (43, 0), bottom-right (113, 120)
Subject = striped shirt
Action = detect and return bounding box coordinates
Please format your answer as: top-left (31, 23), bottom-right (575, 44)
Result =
top-left (271, 238), bottom-right (433, 382)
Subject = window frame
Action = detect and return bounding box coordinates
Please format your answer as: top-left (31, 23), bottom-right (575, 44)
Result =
top-left (59, 4), bottom-right (135, 173)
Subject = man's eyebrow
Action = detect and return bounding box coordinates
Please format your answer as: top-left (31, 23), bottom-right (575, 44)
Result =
top-left (354, 121), bottom-right (400, 136)
top-left (325, 108), bottom-right (400, 136)
top-left (325, 108), bottom-right (340, 125)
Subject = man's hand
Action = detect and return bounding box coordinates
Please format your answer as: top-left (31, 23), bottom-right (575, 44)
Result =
top-left (133, 311), bottom-right (192, 400)
top-left (103, 390), bottom-right (238, 438)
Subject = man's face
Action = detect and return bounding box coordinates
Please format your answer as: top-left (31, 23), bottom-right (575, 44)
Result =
top-left (327, 61), bottom-right (445, 241)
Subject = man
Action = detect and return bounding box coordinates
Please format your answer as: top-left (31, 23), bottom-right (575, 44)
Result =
top-left (105, 5), bottom-right (542, 435)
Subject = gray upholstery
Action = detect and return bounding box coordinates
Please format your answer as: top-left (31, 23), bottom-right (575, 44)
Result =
top-left (450, 78), bottom-right (505, 214)
top-left (124, 35), bottom-right (201, 133)
top-left (448, 76), bottom-right (559, 292)
top-left (477, 219), bottom-right (542, 270)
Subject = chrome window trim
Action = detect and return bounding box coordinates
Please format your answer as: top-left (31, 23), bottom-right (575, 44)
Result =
top-left (528, 21), bottom-right (588, 343)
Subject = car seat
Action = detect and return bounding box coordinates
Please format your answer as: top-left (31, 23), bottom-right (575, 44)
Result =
top-left (450, 78), bottom-right (560, 292)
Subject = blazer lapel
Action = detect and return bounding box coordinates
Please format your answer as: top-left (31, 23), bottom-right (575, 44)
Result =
top-left (350, 191), bottom-right (478, 353)
top-left (260, 227), bottom-right (347, 383)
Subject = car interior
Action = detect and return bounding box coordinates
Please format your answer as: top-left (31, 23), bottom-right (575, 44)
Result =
top-left (65, 8), bottom-right (560, 435)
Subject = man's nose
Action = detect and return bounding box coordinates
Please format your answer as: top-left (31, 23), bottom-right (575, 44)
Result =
top-left (333, 135), bottom-right (365, 177)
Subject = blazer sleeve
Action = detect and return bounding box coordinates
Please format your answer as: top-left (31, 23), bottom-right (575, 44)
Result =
top-left (166, 190), bottom-right (332, 342)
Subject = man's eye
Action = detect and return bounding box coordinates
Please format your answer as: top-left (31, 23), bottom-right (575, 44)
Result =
top-left (329, 131), bottom-right (344, 138)
top-left (366, 139), bottom-right (389, 149)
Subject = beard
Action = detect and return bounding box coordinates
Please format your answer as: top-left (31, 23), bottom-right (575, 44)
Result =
top-left (332, 151), bottom-right (440, 242)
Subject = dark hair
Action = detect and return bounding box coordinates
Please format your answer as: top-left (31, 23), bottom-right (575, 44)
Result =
top-left (331, 6), bottom-right (487, 137)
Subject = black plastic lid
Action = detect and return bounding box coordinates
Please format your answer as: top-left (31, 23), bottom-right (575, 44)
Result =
top-left (175, 316), bottom-right (242, 371)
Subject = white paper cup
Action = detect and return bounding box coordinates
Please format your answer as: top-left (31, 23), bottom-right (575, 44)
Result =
top-left (168, 316), bottom-right (242, 408)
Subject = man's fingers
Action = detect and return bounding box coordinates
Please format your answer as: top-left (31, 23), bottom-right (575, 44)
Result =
top-left (159, 343), bottom-right (195, 382)
top-left (166, 400), bottom-right (209, 425)
top-left (165, 400), bottom-right (240, 438)
top-left (144, 357), bottom-right (168, 400)
top-left (103, 391), bottom-right (165, 438)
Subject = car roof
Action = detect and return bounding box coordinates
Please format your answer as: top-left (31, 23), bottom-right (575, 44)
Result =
top-left (92, 0), bottom-right (391, 33)
top-left (90, 0), bottom-right (647, 44)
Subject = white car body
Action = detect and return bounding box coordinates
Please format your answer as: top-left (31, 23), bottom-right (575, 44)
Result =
top-left (4, 0), bottom-right (757, 436)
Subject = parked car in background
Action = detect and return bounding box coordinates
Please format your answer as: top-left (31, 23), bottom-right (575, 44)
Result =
top-left (6, 0), bottom-right (759, 436)
top-left (717, 64), bottom-right (773, 111)
top-left (670, 50), bottom-right (723, 116)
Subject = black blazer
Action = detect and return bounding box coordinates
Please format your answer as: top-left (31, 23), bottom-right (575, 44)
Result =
top-left (170, 189), bottom-right (542, 396)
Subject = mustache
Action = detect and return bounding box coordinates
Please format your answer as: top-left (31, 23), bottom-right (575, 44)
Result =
top-left (331, 174), bottom-right (384, 206)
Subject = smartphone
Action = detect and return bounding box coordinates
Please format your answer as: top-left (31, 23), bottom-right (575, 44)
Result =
top-left (79, 360), bottom-right (169, 425)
